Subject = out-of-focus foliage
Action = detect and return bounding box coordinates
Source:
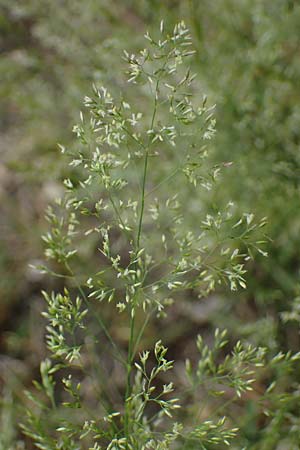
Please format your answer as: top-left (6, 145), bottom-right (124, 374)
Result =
top-left (0, 0), bottom-right (143, 341)
top-left (190, 0), bottom-right (300, 308)
top-left (187, 2), bottom-right (300, 446)
top-left (1, 0), bottom-right (300, 449)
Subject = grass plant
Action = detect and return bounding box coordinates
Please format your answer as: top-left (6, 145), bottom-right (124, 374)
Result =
top-left (21, 21), bottom-right (300, 450)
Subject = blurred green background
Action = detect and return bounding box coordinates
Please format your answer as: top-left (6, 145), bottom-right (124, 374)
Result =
top-left (1, 1), bottom-right (300, 448)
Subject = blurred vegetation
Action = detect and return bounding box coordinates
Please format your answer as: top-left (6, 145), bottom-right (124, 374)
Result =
top-left (1, 0), bottom-right (300, 449)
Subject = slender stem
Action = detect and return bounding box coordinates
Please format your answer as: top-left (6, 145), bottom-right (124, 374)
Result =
top-left (124, 307), bottom-right (136, 437)
top-left (126, 310), bottom-right (136, 385)
top-left (124, 78), bottom-right (160, 440)
top-left (121, 123), bottom-right (146, 151)
top-left (145, 166), bottom-right (180, 198)
top-left (65, 262), bottom-right (126, 366)
top-left (144, 146), bottom-right (189, 199)
top-left (136, 78), bottom-right (159, 249)
top-left (132, 309), bottom-right (153, 358)
top-left (108, 190), bottom-right (132, 243)
top-left (136, 150), bottom-right (149, 248)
